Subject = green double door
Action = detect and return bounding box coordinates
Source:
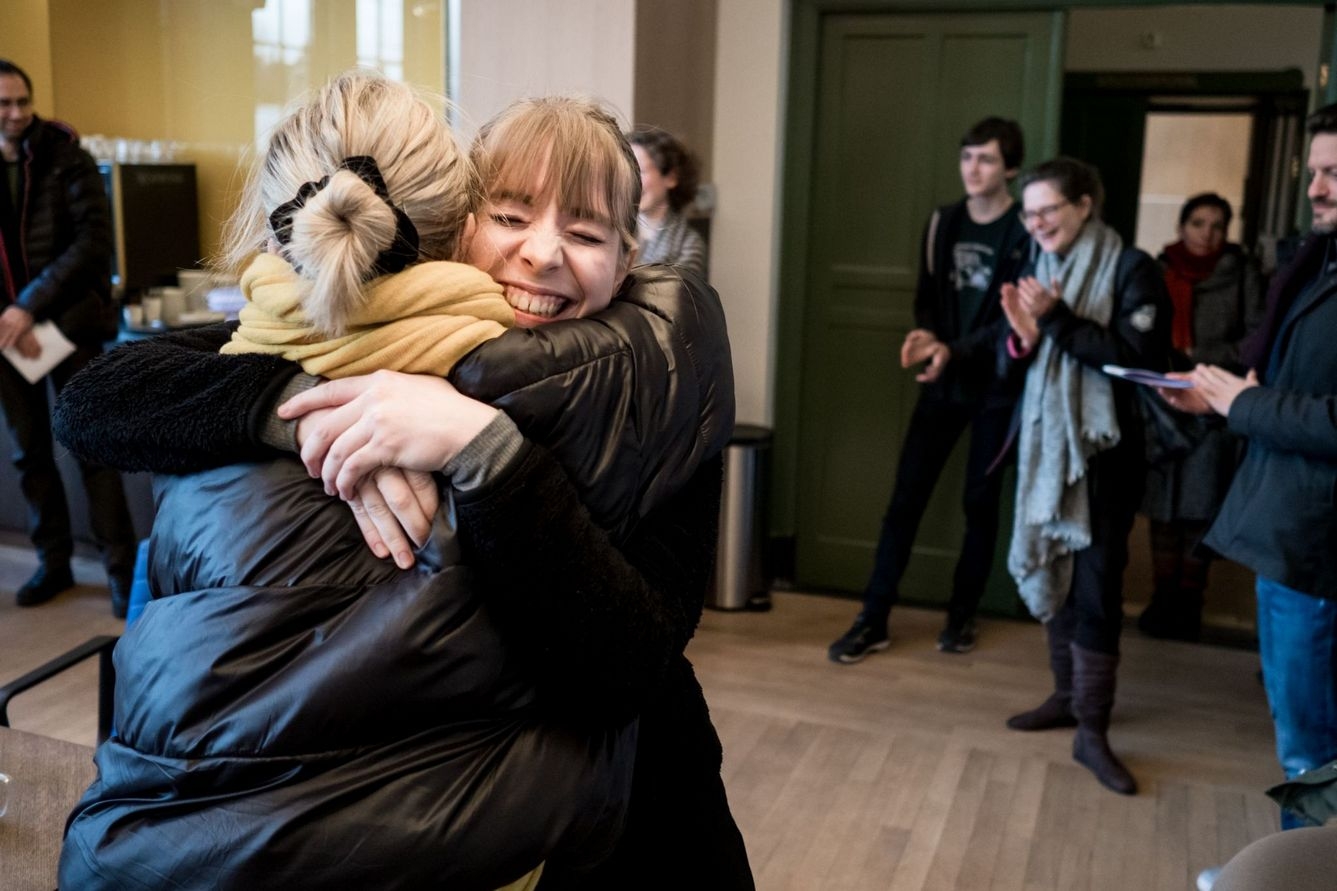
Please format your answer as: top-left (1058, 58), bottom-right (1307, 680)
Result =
top-left (792, 12), bottom-right (1061, 612)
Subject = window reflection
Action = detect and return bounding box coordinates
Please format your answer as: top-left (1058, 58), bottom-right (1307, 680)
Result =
top-left (252, 0), bottom-right (313, 146)
top-left (250, 0), bottom-right (429, 145)
top-left (357, 0), bottom-right (405, 82)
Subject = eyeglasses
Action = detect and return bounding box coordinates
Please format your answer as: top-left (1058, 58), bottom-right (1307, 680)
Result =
top-left (1019, 200), bottom-right (1071, 226)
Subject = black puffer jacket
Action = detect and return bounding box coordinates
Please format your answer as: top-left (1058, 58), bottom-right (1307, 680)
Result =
top-left (57, 267), bottom-right (739, 889)
top-left (1, 117), bottom-right (117, 346)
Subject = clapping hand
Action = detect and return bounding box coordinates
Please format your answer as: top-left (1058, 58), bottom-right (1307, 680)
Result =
top-left (901, 329), bottom-right (951, 383)
top-left (1188, 365), bottom-right (1258, 417)
top-left (1158, 366), bottom-right (1258, 417)
top-left (999, 277), bottom-right (1061, 351)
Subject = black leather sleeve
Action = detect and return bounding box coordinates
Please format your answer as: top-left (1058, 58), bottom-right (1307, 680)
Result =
top-left (455, 444), bottom-right (722, 721)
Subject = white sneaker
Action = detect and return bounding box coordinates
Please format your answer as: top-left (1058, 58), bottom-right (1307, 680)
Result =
top-left (1196, 866), bottom-right (1221, 891)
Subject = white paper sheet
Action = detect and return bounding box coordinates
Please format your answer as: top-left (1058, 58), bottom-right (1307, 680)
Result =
top-left (1, 321), bottom-right (77, 384)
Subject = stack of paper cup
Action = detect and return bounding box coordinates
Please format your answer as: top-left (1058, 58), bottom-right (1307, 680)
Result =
top-left (177, 268), bottom-right (214, 312)
top-left (141, 295), bottom-right (163, 327)
top-left (158, 287), bottom-right (186, 326)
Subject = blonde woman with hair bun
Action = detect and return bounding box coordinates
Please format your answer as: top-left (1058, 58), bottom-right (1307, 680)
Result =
top-left (57, 84), bottom-right (751, 889)
top-left (218, 70), bottom-right (508, 371)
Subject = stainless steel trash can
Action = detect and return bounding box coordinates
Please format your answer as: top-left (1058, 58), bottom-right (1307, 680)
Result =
top-left (709, 423), bottom-right (772, 610)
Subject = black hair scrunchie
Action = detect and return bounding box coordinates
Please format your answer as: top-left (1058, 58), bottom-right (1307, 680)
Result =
top-left (268, 155), bottom-right (420, 277)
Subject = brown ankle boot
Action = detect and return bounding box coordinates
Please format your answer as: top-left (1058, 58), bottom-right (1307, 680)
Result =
top-left (1007, 618), bottom-right (1078, 731)
top-left (1071, 644), bottom-right (1137, 795)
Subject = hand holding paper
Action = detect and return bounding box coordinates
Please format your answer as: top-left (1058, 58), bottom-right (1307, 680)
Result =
top-left (1, 321), bottom-right (76, 384)
top-left (1101, 364), bottom-right (1195, 389)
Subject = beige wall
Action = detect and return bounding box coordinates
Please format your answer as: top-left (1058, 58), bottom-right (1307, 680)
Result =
top-left (711, 0), bottom-right (786, 426)
top-left (634, 0), bottom-right (717, 180)
top-left (1066, 4), bottom-right (1324, 84)
top-left (453, 0), bottom-right (634, 138)
top-left (0, 0), bottom-right (55, 115)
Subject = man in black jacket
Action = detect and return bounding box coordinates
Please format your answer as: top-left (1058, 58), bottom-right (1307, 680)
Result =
top-left (830, 117), bottom-right (1029, 663)
top-left (1163, 102), bottom-right (1337, 835)
top-left (0, 60), bottom-right (136, 615)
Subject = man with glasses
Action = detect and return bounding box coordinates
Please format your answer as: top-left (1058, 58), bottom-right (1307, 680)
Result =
top-left (829, 117), bottom-right (1029, 663)
top-left (0, 59), bottom-right (136, 616)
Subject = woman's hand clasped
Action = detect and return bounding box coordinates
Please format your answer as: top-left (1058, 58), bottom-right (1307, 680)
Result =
top-left (279, 370), bottom-right (499, 568)
top-left (348, 468), bottom-right (440, 570)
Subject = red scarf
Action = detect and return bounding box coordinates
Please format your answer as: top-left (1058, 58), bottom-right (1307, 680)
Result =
top-left (1161, 240), bottom-right (1222, 352)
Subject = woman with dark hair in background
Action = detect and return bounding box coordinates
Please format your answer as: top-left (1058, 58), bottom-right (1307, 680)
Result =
top-left (1138, 192), bottom-right (1264, 641)
top-left (627, 126), bottom-right (707, 277)
top-left (999, 157), bottom-right (1170, 796)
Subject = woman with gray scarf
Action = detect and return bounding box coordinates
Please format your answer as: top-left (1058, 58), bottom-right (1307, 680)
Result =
top-left (998, 157), bottom-right (1171, 796)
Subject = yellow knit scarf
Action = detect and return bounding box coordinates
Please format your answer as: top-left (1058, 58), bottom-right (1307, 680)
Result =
top-left (221, 253), bottom-right (514, 378)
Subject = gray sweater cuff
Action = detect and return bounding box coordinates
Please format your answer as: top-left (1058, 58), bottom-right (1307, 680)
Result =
top-left (258, 373), bottom-right (323, 452)
top-left (444, 412), bottom-right (524, 492)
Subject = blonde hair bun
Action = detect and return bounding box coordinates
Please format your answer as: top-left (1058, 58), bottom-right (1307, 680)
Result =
top-left (219, 70), bottom-right (479, 336)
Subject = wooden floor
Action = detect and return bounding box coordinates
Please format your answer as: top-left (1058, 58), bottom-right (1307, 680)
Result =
top-left (0, 541), bottom-right (1279, 890)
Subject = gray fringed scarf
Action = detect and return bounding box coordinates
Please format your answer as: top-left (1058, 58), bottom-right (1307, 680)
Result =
top-left (1008, 218), bottom-right (1123, 621)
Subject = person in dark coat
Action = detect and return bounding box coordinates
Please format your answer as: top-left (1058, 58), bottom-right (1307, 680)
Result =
top-left (1139, 192), bottom-right (1265, 641)
top-left (999, 157), bottom-right (1171, 797)
top-left (55, 83), bottom-right (751, 889)
top-left (828, 117), bottom-right (1029, 663)
top-left (1160, 103), bottom-right (1337, 838)
top-left (0, 59), bottom-right (136, 614)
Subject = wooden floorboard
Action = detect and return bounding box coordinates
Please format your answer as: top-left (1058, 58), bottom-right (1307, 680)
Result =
top-left (690, 591), bottom-right (1279, 890)
top-left (0, 539), bottom-right (1280, 889)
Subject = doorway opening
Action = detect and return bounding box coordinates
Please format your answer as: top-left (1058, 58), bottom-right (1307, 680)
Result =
top-left (1062, 71), bottom-right (1308, 273)
top-left (1135, 110), bottom-right (1252, 256)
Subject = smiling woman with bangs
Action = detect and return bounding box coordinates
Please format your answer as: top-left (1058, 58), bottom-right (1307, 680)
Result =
top-left (466, 97), bottom-right (640, 327)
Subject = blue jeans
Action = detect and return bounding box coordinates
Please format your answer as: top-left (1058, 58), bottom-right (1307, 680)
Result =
top-left (1256, 576), bottom-right (1337, 830)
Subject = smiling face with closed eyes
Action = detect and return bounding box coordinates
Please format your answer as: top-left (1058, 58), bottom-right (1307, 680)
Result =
top-left (466, 176), bottom-right (630, 328)
top-left (467, 99), bottom-right (641, 327)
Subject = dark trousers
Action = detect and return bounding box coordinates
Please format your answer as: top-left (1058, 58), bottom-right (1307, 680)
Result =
top-left (1053, 447), bottom-right (1144, 655)
top-left (0, 343), bottom-right (136, 578)
top-left (861, 394), bottom-right (1012, 628)
top-left (1148, 518), bottom-right (1212, 598)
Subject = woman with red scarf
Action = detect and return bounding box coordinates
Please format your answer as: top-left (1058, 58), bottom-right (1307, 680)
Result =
top-left (1139, 193), bottom-right (1264, 640)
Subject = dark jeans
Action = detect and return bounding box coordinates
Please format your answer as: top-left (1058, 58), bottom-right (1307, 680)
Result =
top-left (1052, 446), bottom-right (1144, 656)
top-left (861, 395), bottom-right (1012, 629)
top-left (0, 342), bottom-right (136, 577)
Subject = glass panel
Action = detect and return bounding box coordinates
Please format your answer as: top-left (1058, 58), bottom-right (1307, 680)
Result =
top-left (45, 0), bottom-right (445, 265)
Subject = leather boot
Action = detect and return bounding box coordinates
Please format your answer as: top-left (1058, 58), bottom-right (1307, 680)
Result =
top-left (1071, 643), bottom-right (1137, 795)
top-left (1007, 618), bottom-right (1078, 731)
